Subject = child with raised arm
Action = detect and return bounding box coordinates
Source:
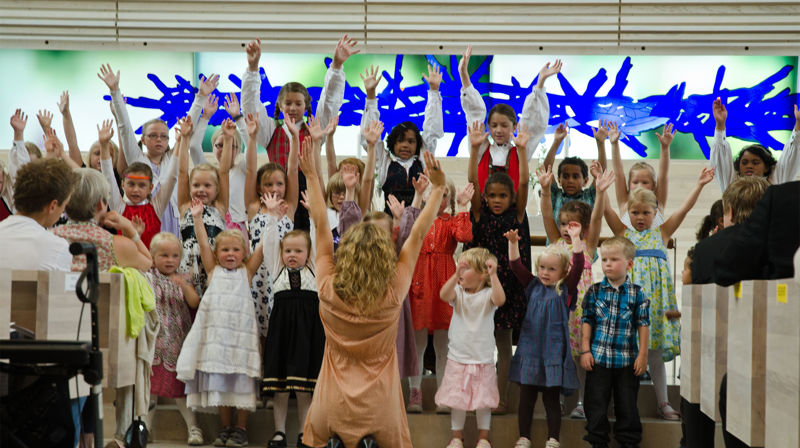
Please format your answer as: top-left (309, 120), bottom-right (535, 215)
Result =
top-left (538, 162), bottom-right (609, 419)
top-left (176, 199), bottom-right (264, 448)
top-left (460, 45), bottom-right (560, 192)
top-left (240, 36), bottom-right (357, 230)
top-left (145, 232), bottom-right (202, 445)
top-left (465, 119), bottom-right (532, 414)
top-left (359, 64), bottom-right (444, 213)
top-left (711, 97), bottom-right (800, 192)
top-left (99, 119), bottom-right (178, 248)
top-left (4, 109), bottom-right (34, 219)
top-left (507, 220), bottom-right (585, 448)
top-left (603, 166), bottom-right (715, 420)
top-left (177, 117), bottom-right (233, 297)
top-left (99, 64), bottom-right (181, 236)
top-left (435, 248), bottom-right (505, 448)
top-left (580, 236), bottom-right (650, 448)
top-left (607, 121), bottom-right (672, 228)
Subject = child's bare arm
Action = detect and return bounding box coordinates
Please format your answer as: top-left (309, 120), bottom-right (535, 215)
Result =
top-left (538, 165), bottom-right (561, 243)
top-left (592, 120), bottom-right (609, 179)
top-left (246, 241), bottom-right (264, 280)
top-left (660, 167), bottom-right (714, 242)
top-left (191, 199), bottom-right (216, 275)
top-left (515, 123), bottom-right (531, 223)
top-left (543, 123), bottom-right (567, 172)
top-left (598, 164), bottom-right (626, 236)
top-left (58, 91), bottom-right (83, 167)
top-left (467, 121), bottom-right (487, 219)
top-left (170, 274), bottom-right (200, 309)
top-left (440, 266), bottom-right (460, 303)
top-left (589, 163), bottom-right (615, 255)
top-left (607, 122), bottom-right (628, 212)
top-left (655, 123), bottom-right (674, 210)
top-left (361, 120), bottom-right (382, 211)
top-left (487, 258), bottom-right (506, 307)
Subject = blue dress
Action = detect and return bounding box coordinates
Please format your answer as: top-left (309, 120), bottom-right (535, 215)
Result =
top-left (508, 255), bottom-right (582, 394)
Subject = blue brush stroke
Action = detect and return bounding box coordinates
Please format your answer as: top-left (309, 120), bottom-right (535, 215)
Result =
top-left (104, 55), bottom-right (798, 159)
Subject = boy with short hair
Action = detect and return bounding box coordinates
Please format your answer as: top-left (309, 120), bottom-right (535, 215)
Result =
top-left (580, 236), bottom-right (650, 448)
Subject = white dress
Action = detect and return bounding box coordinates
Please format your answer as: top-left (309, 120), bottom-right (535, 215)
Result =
top-left (176, 266), bottom-right (261, 411)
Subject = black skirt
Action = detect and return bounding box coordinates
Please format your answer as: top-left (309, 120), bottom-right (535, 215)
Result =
top-left (261, 289), bottom-right (325, 395)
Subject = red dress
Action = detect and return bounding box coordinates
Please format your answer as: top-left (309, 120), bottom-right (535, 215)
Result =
top-left (477, 146), bottom-right (520, 192)
top-left (409, 212), bottom-right (473, 331)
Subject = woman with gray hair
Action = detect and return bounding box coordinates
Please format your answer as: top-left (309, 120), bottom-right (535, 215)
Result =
top-left (52, 167), bottom-right (152, 271)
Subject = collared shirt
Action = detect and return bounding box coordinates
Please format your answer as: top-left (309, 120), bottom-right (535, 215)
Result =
top-left (0, 215), bottom-right (72, 271)
top-left (581, 276), bottom-right (650, 368)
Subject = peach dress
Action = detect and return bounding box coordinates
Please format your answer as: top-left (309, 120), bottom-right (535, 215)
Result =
top-left (302, 253), bottom-right (414, 447)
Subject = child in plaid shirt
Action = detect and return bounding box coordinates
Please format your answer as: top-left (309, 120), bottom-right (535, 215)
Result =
top-left (580, 236), bottom-right (650, 448)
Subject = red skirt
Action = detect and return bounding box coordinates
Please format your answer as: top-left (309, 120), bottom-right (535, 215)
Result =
top-left (150, 364), bottom-right (186, 398)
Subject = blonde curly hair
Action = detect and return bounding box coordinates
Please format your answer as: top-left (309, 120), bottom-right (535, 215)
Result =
top-left (333, 222), bottom-right (397, 316)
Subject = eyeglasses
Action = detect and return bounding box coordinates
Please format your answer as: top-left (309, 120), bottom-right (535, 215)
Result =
top-left (214, 142), bottom-right (224, 149)
top-left (145, 134), bottom-right (169, 141)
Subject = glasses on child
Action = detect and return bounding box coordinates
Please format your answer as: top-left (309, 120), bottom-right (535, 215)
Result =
top-left (146, 133), bottom-right (169, 141)
top-left (214, 142), bottom-right (224, 149)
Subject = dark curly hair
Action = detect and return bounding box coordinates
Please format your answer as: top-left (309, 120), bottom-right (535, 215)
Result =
top-left (733, 144), bottom-right (777, 178)
top-left (558, 156), bottom-right (589, 179)
top-left (696, 199), bottom-right (723, 241)
top-left (484, 172), bottom-right (515, 196)
top-left (386, 121), bottom-right (422, 157)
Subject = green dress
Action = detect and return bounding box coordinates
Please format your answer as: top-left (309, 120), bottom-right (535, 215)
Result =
top-left (625, 227), bottom-right (680, 361)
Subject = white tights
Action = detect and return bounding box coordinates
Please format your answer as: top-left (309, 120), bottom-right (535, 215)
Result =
top-left (451, 408), bottom-right (491, 431)
top-left (271, 392), bottom-right (313, 438)
top-left (408, 329), bottom-right (448, 390)
top-left (648, 349), bottom-right (669, 404)
top-left (147, 395), bottom-right (197, 430)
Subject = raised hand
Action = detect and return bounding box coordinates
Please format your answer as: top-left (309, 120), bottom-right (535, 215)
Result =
top-left (589, 160), bottom-right (602, 179)
top-left (364, 120), bottom-right (384, 147)
top-left (10, 109), bottom-right (27, 138)
top-left (592, 120), bottom-right (609, 143)
top-left (412, 173), bottom-right (430, 195)
top-left (97, 119), bottom-right (115, 144)
top-left (458, 45), bottom-right (472, 85)
top-left (246, 38), bottom-right (262, 71)
top-left (537, 59), bottom-right (563, 87)
top-left (58, 91), bottom-right (70, 114)
top-left (468, 120), bottom-right (489, 148)
top-left (536, 165), bottom-right (554, 190)
top-left (697, 166), bottom-right (715, 186)
top-left (97, 63), bottom-right (120, 91)
top-left (260, 192), bottom-right (284, 216)
top-left (245, 112), bottom-right (259, 137)
top-left (360, 65), bottom-right (382, 96)
top-left (608, 121), bottom-right (621, 144)
top-left (554, 122), bottom-right (568, 141)
top-left (332, 34), bottom-right (360, 69)
top-left (713, 97), bottom-right (727, 129)
top-left (198, 74), bottom-right (219, 97)
top-left (224, 93), bottom-right (241, 119)
top-left (423, 151), bottom-right (445, 187)
top-left (423, 64), bottom-right (442, 91)
top-left (220, 117), bottom-right (235, 138)
top-left (514, 122), bottom-right (532, 149)
top-left (503, 229), bottom-right (521, 243)
top-left (341, 163), bottom-right (360, 189)
top-left (795, 104), bottom-right (800, 126)
top-left (44, 128), bottom-right (64, 158)
top-left (179, 115), bottom-right (194, 137)
top-left (307, 113), bottom-right (336, 143)
top-left (299, 190), bottom-right (311, 211)
top-left (298, 138), bottom-right (316, 177)
top-left (566, 221), bottom-right (583, 242)
top-left (456, 183), bottom-right (474, 207)
top-left (190, 197), bottom-right (204, 218)
top-left (36, 110), bottom-right (53, 132)
top-left (131, 216), bottom-right (146, 237)
top-left (284, 115), bottom-right (299, 138)
top-left (386, 194), bottom-right (405, 220)
top-left (655, 123), bottom-right (675, 147)
top-left (202, 93), bottom-right (219, 120)
top-left (595, 167), bottom-right (616, 192)
top-left (485, 258), bottom-right (498, 277)
top-left (101, 211), bottom-right (134, 236)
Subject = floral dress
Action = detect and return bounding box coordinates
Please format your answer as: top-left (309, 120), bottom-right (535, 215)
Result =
top-left (146, 267), bottom-right (193, 398)
top-left (179, 205), bottom-right (225, 297)
top-left (554, 238), bottom-right (593, 357)
top-left (625, 227), bottom-right (680, 361)
top-left (464, 201), bottom-right (531, 333)
top-left (51, 219), bottom-right (118, 272)
top-left (249, 212), bottom-right (294, 338)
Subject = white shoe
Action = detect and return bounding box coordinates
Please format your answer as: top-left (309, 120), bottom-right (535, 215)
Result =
top-left (514, 437), bottom-right (531, 448)
top-left (569, 403), bottom-right (585, 419)
top-left (187, 426), bottom-right (204, 445)
top-left (445, 438), bottom-right (463, 448)
top-left (544, 438), bottom-right (560, 448)
top-left (475, 440), bottom-right (492, 448)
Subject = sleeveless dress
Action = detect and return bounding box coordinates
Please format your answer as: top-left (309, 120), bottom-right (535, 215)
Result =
top-left (624, 227), bottom-right (680, 361)
top-left (51, 219), bottom-right (118, 271)
top-left (179, 206), bottom-right (225, 297)
top-left (248, 212), bottom-right (294, 338)
top-left (146, 267), bottom-right (193, 398)
top-left (176, 266), bottom-right (261, 411)
top-left (554, 238), bottom-right (593, 356)
top-left (261, 266), bottom-right (325, 395)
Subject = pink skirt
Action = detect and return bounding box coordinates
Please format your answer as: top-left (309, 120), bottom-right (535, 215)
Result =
top-left (434, 359), bottom-right (499, 411)
top-left (151, 364), bottom-right (186, 398)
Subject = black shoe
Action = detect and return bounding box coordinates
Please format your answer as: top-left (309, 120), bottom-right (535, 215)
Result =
top-left (327, 434), bottom-right (344, 448)
top-left (297, 432), bottom-right (311, 448)
top-left (358, 435), bottom-right (379, 448)
top-left (267, 431), bottom-right (287, 448)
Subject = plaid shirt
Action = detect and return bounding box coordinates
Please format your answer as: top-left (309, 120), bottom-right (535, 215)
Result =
top-left (581, 276), bottom-right (650, 368)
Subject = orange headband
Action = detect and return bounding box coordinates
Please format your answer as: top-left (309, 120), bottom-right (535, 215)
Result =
top-left (125, 174), bottom-right (150, 180)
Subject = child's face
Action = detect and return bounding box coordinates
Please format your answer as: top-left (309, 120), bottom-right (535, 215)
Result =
top-left (329, 189), bottom-right (345, 212)
top-left (488, 113), bottom-right (514, 146)
top-left (458, 263), bottom-right (487, 292)
top-left (89, 146), bottom-right (102, 171)
top-left (682, 257), bottom-right (692, 285)
top-left (215, 237), bottom-right (246, 270)
top-left (537, 253), bottom-right (566, 286)
top-left (142, 122), bottom-right (169, 156)
top-left (212, 136), bottom-right (237, 164)
top-left (153, 241), bottom-right (182, 275)
top-left (558, 164), bottom-right (586, 196)
top-left (281, 235), bottom-right (309, 269)
top-left (558, 212), bottom-right (582, 244)
top-left (122, 174), bottom-right (153, 204)
top-left (629, 169), bottom-right (655, 192)
top-left (437, 187), bottom-right (451, 215)
top-left (485, 183), bottom-right (513, 215)
top-left (601, 247), bottom-right (633, 282)
top-left (393, 129), bottom-right (417, 160)
top-left (280, 92), bottom-right (307, 123)
top-left (628, 203), bottom-right (656, 231)
top-left (259, 170), bottom-right (286, 198)
top-left (190, 171), bottom-right (219, 205)
top-left (738, 151), bottom-right (767, 177)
